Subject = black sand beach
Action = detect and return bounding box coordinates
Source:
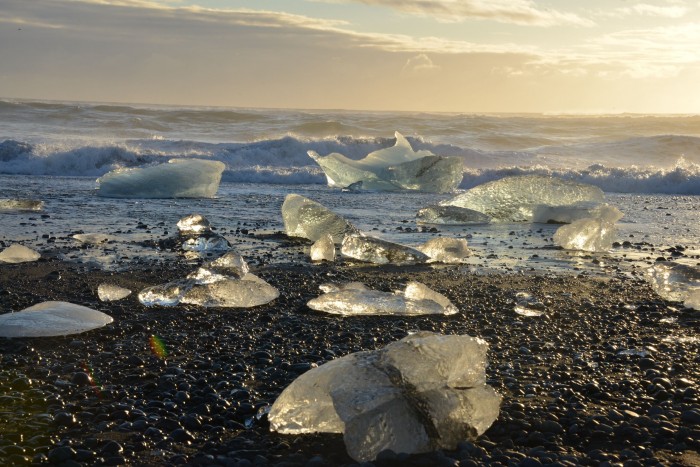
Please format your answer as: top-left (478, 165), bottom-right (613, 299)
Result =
top-left (1, 236), bottom-right (699, 466)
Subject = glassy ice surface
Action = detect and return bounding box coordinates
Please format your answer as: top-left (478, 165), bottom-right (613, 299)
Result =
top-left (648, 262), bottom-right (700, 309)
top-left (138, 279), bottom-right (194, 307)
top-left (0, 244), bottom-right (40, 263)
top-left (97, 283), bottom-right (132, 302)
top-left (181, 235), bottom-right (231, 253)
top-left (532, 202), bottom-right (605, 224)
top-left (181, 274), bottom-right (280, 308)
top-left (553, 205), bottom-right (624, 252)
top-left (206, 251), bottom-right (249, 278)
top-left (341, 234), bottom-right (429, 265)
top-left (513, 292), bottom-right (545, 317)
top-left (282, 194), bottom-right (359, 244)
top-left (307, 281), bottom-right (457, 316)
top-left (418, 237), bottom-right (471, 264)
top-left (0, 301), bottom-right (113, 338)
top-left (441, 175), bottom-right (605, 222)
top-left (177, 214), bottom-right (212, 235)
top-left (269, 332), bottom-right (501, 462)
top-left (308, 132), bottom-right (463, 193)
top-left (0, 198), bottom-right (44, 211)
top-left (416, 205), bottom-right (490, 225)
top-left (97, 158), bottom-right (225, 198)
top-left (310, 233), bottom-right (336, 262)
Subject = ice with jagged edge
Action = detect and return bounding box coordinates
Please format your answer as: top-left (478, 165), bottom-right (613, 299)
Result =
top-left (440, 175), bottom-right (605, 222)
top-left (268, 331), bottom-right (501, 462)
top-left (341, 234), bottom-right (429, 265)
top-left (416, 205), bottom-right (490, 225)
top-left (0, 198), bottom-right (44, 211)
top-left (418, 237), bottom-right (471, 264)
top-left (647, 263), bottom-right (700, 310)
top-left (0, 244), bottom-right (41, 263)
top-left (0, 301), bottom-right (113, 338)
top-left (98, 283), bottom-right (132, 302)
top-left (307, 132), bottom-right (463, 193)
top-left (206, 251), bottom-right (250, 278)
top-left (282, 194), bottom-right (359, 244)
top-left (307, 281), bottom-right (457, 316)
top-left (532, 202), bottom-right (608, 224)
top-left (177, 214), bottom-right (212, 235)
top-left (553, 204), bottom-right (623, 252)
top-left (97, 158), bottom-right (225, 198)
top-left (310, 233), bottom-right (336, 262)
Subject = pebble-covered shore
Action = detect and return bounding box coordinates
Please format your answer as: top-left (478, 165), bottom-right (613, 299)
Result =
top-left (1, 240), bottom-right (699, 466)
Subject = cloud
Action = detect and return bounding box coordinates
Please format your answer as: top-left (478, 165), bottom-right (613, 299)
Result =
top-left (599, 3), bottom-right (688, 19)
top-left (314, 0), bottom-right (595, 27)
top-left (401, 54), bottom-right (440, 74)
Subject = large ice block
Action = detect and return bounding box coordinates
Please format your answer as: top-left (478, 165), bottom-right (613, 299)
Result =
top-left (553, 204), bottom-right (623, 252)
top-left (647, 263), bottom-right (700, 310)
top-left (282, 194), bottom-right (359, 244)
top-left (441, 175), bottom-right (605, 222)
top-left (0, 198), bottom-right (44, 211)
top-left (307, 281), bottom-right (457, 316)
top-left (0, 301), bottom-right (113, 338)
top-left (96, 158), bottom-right (225, 198)
top-left (308, 132), bottom-right (463, 193)
top-left (0, 244), bottom-right (40, 263)
top-left (418, 237), bottom-right (471, 264)
top-left (341, 234), bottom-right (429, 265)
top-left (416, 205), bottom-right (490, 225)
top-left (269, 332), bottom-right (501, 462)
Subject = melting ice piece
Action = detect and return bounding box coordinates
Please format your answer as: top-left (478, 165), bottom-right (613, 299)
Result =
top-left (441, 175), bottom-right (605, 222)
top-left (73, 233), bottom-right (114, 244)
top-left (416, 205), bottom-right (490, 225)
top-left (310, 233), bottom-right (336, 262)
top-left (418, 237), bottom-right (471, 264)
top-left (307, 281), bottom-right (457, 316)
top-left (96, 158), bottom-right (225, 198)
top-left (647, 263), bottom-right (700, 310)
top-left (0, 301), bottom-right (113, 338)
top-left (97, 283), bottom-right (132, 302)
top-left (513, 292), bottom-right (545, 317)
top-left (553, 204), bottom-right (623, 252)
top-left (182, 235), bottom-right (231, 253)
top-left (308, 132), bottom-right (463, 193)
top-left (269, 331), bottom-right (501, 462)
top-left (341, 234), bottom-right (429, 265)
top-left (0, 244), bottom-right (40, 263)
top-left (0, 198), bottom-right (44, 211)
top-left (282, 194), bottom-right (359, 244)
top-left (206, 251), bottom-right (249, 278)
top-left (138, 279), bottom-right (194, 307)
top-left (177, 214), bottom-right (212, 235)
top-left (181, 274), bottom-right (279, 308)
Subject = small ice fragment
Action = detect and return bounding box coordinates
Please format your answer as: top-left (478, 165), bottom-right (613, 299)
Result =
top-left (553, 205), bottom-right (623, 252)
top-left (186, 267), bottom-right (230, 285)
top-left (647, 262), bottom-right (700, 310)
top-left (97, 283), bottom-right (132, 302)
top-left (0, 244), bottom-right (41, 263)
top-left (138, 280), bottom-right (194, 307)
top-left (96, 158), bottom-right (225, 199)
top-left (404, 281), bottom-right (458, 314)
top-left (417, 237), bottom-right (471, 264)
top-left (416, 205), bottom-right (490, 225)
top-left (0, 198), bottom-right (44, 211)
top-left (616, 349), bottom-right (650, 357)
top-left (513, 292), bottom-right (545, 317)
top-left (310, 233), bottom-right (336, 262)
top-left (0, 301), bottom-right (113, 338)
top-left (177, 214), bottom-right (212, 235)
top-left (282, 194), bottom-right (359, 244)
top-left (181, 275), bottom-right (279, 308)
top-left (181, 235), bottom-right (231, 253)
top-left (206, 251), bottom-right (249, 278)
top-left (441, 175), bottom-right (605, 222)
top-left (269, 332), bottom-right (500, 462)
top-left (73, 233), bottom-right (113, 244)
top-left (341, 234), bottom-right (429, 265)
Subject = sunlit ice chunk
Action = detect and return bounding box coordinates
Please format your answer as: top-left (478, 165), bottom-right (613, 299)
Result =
top-left (181, 274), bottom-right (279, 308)
top-left (282, 194), bottom-right (359, 244)
top-left (553, 204), bottom-right (623, 252)
top-left (206, 251), bottom-right (249, 278)
top-left (181, 234), bottom-right (231, 253)
top-left (0, 198), bottom-right (44, 211)
top-left (96, 158), bottom-right (225, 198)
top-left (341, 234), bottom-right (429, 265)
top-left (0, 301), bottom-right (113, 338)
top-left (417, 237), bottom-right (471, 264)
top-left (441, 175), bottom-right (605, 222)
top-left (177, 214), bottom-right (212, 235)
top-left (0, 244), bottom-right (41, 263)
top-left (97, 283), bottom-right (132, 302)
top-left (647, 262), bottom-right (700, 309)
top-left (308, 132), bottom-right (463, 193)
top-left (416, 205), bottom-right (490, 225)
top-left (310, 233), bottom-right (336, 262)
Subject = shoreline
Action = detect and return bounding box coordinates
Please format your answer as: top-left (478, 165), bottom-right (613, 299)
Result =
top-left (1, 255), bottom-right (699, 466)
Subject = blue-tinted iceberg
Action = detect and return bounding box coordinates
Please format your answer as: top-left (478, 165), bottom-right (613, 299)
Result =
top-left (308, 132), bottom-right (463, 193)
top-left (97, 158), bottom-right (225, 198)
top-left (0, 301), bottom-right (113, 337)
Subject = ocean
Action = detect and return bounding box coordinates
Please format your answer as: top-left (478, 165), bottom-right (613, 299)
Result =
top-left (1, 98), bottom-right (699, 276)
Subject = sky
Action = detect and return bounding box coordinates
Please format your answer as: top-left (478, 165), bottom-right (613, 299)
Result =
top-left (1, 0), bottom-right (700, 113)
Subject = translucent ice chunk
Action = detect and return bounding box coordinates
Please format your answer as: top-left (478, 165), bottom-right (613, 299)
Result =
top-left (0, 244), bottom-right (40, 263)
top-left (269, 332), bottom-right (501, 462)
top-left (308, 132), bottom-right (463, 193)
top-left (417, 237), bottom-right (471, 264)
top-left (282, 194), bottom-right (359, 244)
top-left (416, 205), bottom-right (490, 225)
top-left (441, 175), bottom-right (605, 222)
top-left (181, 275), bottom-right (279, 308)
top-left (97, 158), bottom-right (225, 198)
top-left (308, 281), bottom-right (457, 316)
top-left (310, 233), bottom-right (336, 262)
top-left (0, 198), bottom-right (44, 211)
top-left (0, 301), bottom-right (113, 338)
top-left (647, 263), bottom-right (700, 309)
top-left (532, 202), bottom-right (604, 224)
top-left (513, 292), bottom-right (545, 317)
top-left (177, 214), bottom-right (212, 235)
top-left (206, 251), bottom-right (249, 278)
top-left (341, 234), bottom-right (429, 265)
top-left (97, 283), bottom-right (132, 302)
top-left (138, 279), bottom-right (194, 307)
top-left (181, 234), bottom-right (231, 253)
top-left (553, 205), bottom-right (623, 252)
